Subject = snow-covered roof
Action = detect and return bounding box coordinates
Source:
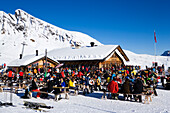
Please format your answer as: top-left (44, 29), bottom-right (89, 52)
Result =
top-left (8, 45), bottom-right (129, 67)
top-left (48, 45), bottom-right (129, 61)
top-left (8, 54), bottom-right (59, 67)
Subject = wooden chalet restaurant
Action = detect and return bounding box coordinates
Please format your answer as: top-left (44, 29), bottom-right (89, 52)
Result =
top-left (8, 43), bottom-right (129, 75)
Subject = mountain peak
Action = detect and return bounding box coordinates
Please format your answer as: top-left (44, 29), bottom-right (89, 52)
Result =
top-left (15, 9), bottom-right (25, 12)
top-left (161, 50), bottom-right (170, 56)
top-left (0, 9), bottom-right (101, 64)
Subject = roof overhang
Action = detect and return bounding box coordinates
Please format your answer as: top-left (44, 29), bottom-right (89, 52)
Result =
top-left (103, 45), bottom-right (129, 62)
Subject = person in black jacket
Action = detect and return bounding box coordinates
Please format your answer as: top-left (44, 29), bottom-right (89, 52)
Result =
top-left (31, 77), bottom-right (38, 90)
top-left (133, 77), bottom-right (143, 102)
top-left (47, 79), bottom-right (54, 93)
top-left (31, 77), bottom-right (39, 98)
top-left (122, 77), bottom-right (132, 101)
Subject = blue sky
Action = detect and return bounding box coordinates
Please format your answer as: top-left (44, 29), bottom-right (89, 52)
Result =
top-left (1, 0), bottom-right (170, 55)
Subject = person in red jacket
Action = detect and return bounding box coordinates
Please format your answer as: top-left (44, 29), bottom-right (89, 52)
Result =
top-left (4, 63), bottom-right (6, 68)
top-left (77, 71), bottom-right (83, 78)
top-left (19, 70), bottom-right (24, 81)
top-left (107, 77), bottom-right (119, 99)
top-left (7, 70), bottom-right (13, 81)
top-left (61, 70), bottom-right (65, 78)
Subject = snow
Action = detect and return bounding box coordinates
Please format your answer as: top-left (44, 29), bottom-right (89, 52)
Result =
top-left (0, 88), bottom-right (170, 113)
top-left (8, 45), bottom-right (121, 67)
top-left (124, 50), bottom-right (170, 70)
top-left (8, 54), bottom-right (59, 67)
top-left (48, 45), bottom-right (119, 61)
top-left (0, 9), bottom-right (101, 65)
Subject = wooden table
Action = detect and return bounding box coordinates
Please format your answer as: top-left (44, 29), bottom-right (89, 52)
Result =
top-left (53, 87), bottom-right (69, 101)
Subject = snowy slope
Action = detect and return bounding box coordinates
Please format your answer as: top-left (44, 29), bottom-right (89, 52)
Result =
top-left (0, 9), bottom-right (101, 65)
top-left (124, 50), bottom-right (170, 70)
top-left (0, 89), bottom-right (170, 113)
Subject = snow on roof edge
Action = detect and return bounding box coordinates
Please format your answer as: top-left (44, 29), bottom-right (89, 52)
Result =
top-left (8, 54), bottom-right (59, 67)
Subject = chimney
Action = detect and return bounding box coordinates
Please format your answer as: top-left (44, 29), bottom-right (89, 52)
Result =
top-left (90, 42), bottom-right (95, 47)
top-left (36, 50), bottom-right (38, 56)
top-left (19, 54), bottom-right (22, 59)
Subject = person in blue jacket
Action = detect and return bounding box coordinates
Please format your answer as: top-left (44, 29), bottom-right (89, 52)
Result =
top-left (61, 78), bottom-right (66, 91)
top-left (112, 72), bottom-right (116, 80)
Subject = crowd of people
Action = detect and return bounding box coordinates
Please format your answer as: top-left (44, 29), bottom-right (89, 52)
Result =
top-left (0, 64), bottom-right (165, 102)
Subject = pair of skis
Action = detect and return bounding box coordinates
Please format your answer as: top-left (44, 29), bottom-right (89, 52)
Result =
top-left (0, 101), bottom-right (16, 107)
top-left (23, 101), bottom-right (53, 112)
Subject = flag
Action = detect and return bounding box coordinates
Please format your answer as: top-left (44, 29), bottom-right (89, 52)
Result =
top-left (56, 63), bottom-right (64, 68)
top-left (154, 30), bottom-right (157, 43)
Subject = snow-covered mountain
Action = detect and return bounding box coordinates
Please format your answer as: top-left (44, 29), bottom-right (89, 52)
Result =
top-left (0, 9), bottom-right (101, 64)
top-left (161, 50), bottom-right (170, 56)
top-left (0, 9), bottom-right (169, 70)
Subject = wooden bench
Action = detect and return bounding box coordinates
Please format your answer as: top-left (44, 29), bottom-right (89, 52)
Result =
top-left (68, 87), bottom-right (80, 96)
top-left (32, 87), bottom-right (69, 101)
top-left (53, 87), bottom-right (69, 101)
top-left (0, 81), bottom-right (30, 94)
top-left (101, 88), bottom-right (154, 104)
top-left (75, 84), bottom-right (83, 90)
top-left (0, 85), bottom-right (21, 94)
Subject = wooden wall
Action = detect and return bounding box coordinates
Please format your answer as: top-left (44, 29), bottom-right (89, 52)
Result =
top-left (59, 60), bottom-right (100, 68)
top-left (59, 52), bottom-right (124, 69)
top-left (100, 52), bottom-right (123, 68)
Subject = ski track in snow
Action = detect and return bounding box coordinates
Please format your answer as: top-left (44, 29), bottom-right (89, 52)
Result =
top-left (0, 88), bottom-right (170, 113)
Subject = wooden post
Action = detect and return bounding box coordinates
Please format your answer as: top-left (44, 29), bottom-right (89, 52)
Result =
top-left (45, 49), bottom-right (47, 77)
top-left (99, 62), bottom-right (102, 69)
top-left (24, 66), bottom-right (27, 79)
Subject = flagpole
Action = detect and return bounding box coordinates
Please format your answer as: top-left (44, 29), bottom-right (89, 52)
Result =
top-left (155, 42), bottom-right (156, 62)
top-left (154, 30), bottom-right (157, 66)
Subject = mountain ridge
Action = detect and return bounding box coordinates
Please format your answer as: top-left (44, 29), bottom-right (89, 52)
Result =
top-left (161, 50), bottom-right (170, 56)
top-left (0, 9), bottom-right (101, 64)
